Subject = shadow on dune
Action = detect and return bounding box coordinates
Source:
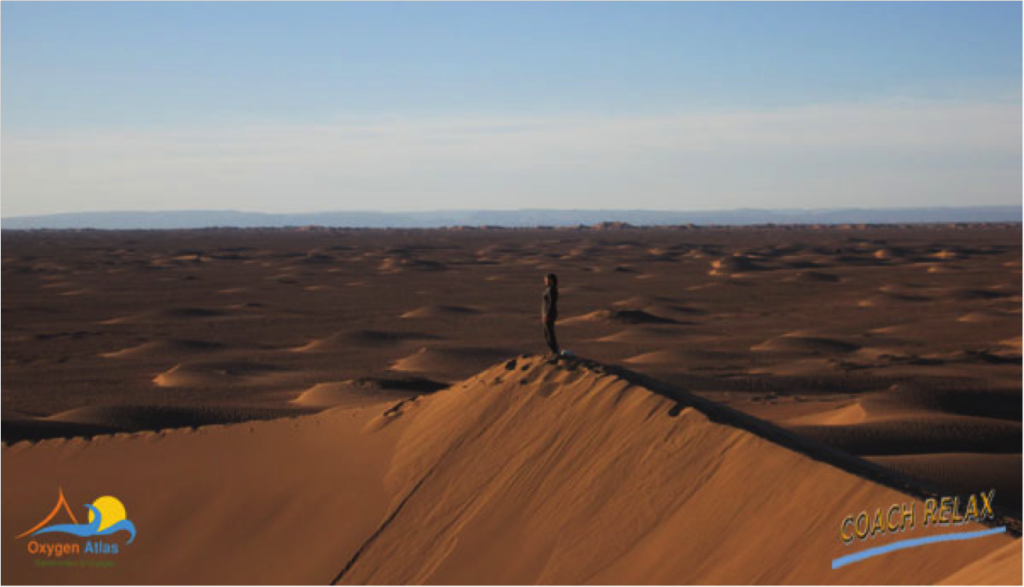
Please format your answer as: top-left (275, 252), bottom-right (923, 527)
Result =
top-left (533, 354), bottom-right (1022, 528)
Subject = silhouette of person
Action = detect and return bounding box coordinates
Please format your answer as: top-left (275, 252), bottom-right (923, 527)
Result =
top-left (542, 273), bottom-right (560, 356)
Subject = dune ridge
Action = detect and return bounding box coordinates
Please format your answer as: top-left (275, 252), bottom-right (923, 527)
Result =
top-left (3, 355), bottom-right (1018, 584)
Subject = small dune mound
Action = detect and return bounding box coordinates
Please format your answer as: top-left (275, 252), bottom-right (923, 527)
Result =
top-left (563, 245), bottom-right (603, 259)
top-left (877, 285), bottom-right (930, 302)
top-left (291, 376), bottom-right (447, 408)
top-left (779, 254), bottom-right (830, 269)
top-left (751, 334), bottom-right (860, 354)
top-left (784, 402), bottom-right (869, 426)
top-left (788, 416), bottom-right (1021, 456)
top-left (390, 346), bottom-right (513, 376)
top-left (104, 307), bottom-right (232, 324)
top-left (596, 327), bottom-right (687, 343)
top-left (564, 309), bottom-right (679, 325)
top-left (871, 245), bottom-right (921, 261)
top-left (709, 255), bottom-right (768, 276)
top-left (786, 271), bottom-right (840, 283)
top-left (852, 345), bottom-right (920, 362)
top-left (1, 417), bottom-right (120, 443)
top-left (862, 383), bottom-right (1022, 422)
top-left (957, 310), bottom-right (1012, 323)
top-left (867, 453), bottom-right (1022, 516)
top-left (931, 249), bottom-right (966, 260)
top-left (378, 257), bottom-right (446, 273)
top-left (297, 251), bottom-right (335, 265)
top-left (101, 339), bottom-right (225, 358)
top-left (611, 295), bottom-right (677, 307)
top-left (856, 296), bottom-right (885, 308)
top-left (43, 404), bottom-right (303, 433)
top-left (640, 303), bottom-right (707, 318)
top-left (291, 329), bottom-right (439, 352)
top-left (159, 307), bottom-right (228, 319)
top-left (990, 336), bottom-right (1022, 361)
top-left (153, 361), bottom-right (288, 388)
top-left (41, 280), bottom-right (75, 289)
top-left (400, 305), bottom-right (479, 319)
top-left (99, 313), bottom-right (147, 325)
top-left (948, 288), bottom-right (1014, 301)
top-left (476, 244), bottom-right (519, 257)
top-left (623, 348), bottom-right (693, 365)
top-left (749, 354), bottom-right (843, 376)
top-left (644, 247), bottom-right (676, 261)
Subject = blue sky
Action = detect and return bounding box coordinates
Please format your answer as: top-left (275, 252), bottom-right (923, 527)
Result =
top-left (2, 2), bottom-right (1021, 216)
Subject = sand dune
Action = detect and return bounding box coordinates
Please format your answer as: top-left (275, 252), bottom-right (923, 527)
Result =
top-left (291, 377), bottom-right (446, 408)
top-left (1, 403), bottom-right (307, 441)
top-left (152, 361), bottom-right (291, 388)
top-left (611, 295), bottom-right (678, 307)
top-left (44, 404), bottom-right (306, 431)
top-left (596, 326), bottom-right (690, 343)
top-left (3, 356), bottom-right (1016, 584)
top-left (958, 310), bottom-right (1014, 323)
top-left (927, 263), bottom-right (961, 273)
top-left (781, 380), bottom-right (1022, 429)
top-left (378, 257), bottom-right (447, 273)
top-left (948, 287), bottom-right (1016, 301)
top-left (291, 329), bottom-right (439, 352)
top-left (563, 308), bottom-right (679, 325)
top-left (992, 336), bottom-right (1022, 360)
top-left (389, 346), bottom-right (513, 377)
top-left (748, 356), bottom-right (844, 377)
top-left (752, 334), bottom-right (861, 354)
top-left (400, 305), bottom-right (479, 319)
top-left (100, 339), bottom-right (225, 358)
top-left (1, 418), bottom-right (123, 443)
top-left (158, 306), bottom-right (229, 319)
top-left (861, 384), bottom-right (1021, 421)
top-left (784, 402), bottom-right (869, 426)
top-left (709, 255), bottom-right (769, 276)
top-left (623, 348), bottom-right (694, 365)
top-left (876, 285), bottom-right (931, 301)
top-left (789, 415), bottom-right (1021, 456)
top-left (786, 270), bottom-right (842, 283)
top-left (939, 541), bottom-right (1023, 585)
top-left (3, 225), bottom-right (1020, 580)
top-left (868, 453), bottom-right (1023, 513)
top-left (932, 249), bottom-right (966, 260)
top-left (100, 307), bottom-right (233, 325)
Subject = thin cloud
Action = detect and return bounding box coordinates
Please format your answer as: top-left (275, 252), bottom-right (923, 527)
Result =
top-left (2, 99), bottom-right (1020, 215)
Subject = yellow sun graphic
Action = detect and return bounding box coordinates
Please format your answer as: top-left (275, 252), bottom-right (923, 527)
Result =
top-left (87, 496), bottom-right (127, 531)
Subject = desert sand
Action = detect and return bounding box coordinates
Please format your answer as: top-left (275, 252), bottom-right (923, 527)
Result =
top-left (2, 224), bottom-right (1021, 583)
top-left (2, 356), bottom-right (1020, 583)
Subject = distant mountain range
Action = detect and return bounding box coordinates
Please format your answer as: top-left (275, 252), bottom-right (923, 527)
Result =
top-left (2, 206), bottom-right (1020, 230)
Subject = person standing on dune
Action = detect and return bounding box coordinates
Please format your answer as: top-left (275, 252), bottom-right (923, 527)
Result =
top-left (542, 273), bottom-right (560, 356)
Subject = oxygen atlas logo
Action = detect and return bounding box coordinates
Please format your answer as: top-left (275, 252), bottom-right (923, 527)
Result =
top-left (18, 488), bottom-right (137, 569)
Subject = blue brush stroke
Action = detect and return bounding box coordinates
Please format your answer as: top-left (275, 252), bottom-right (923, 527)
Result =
top-left (32, 504), bottom-right (136, 544)
top-left (832, 526), bottom-right (1006, 569)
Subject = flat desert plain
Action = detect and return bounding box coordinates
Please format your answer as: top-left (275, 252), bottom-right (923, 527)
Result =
top-left (2, 224), bottom-right (1021, 583)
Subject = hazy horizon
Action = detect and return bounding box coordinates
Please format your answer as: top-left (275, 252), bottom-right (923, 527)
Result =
top-left (3, 205), bottom-right (1020, 230)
